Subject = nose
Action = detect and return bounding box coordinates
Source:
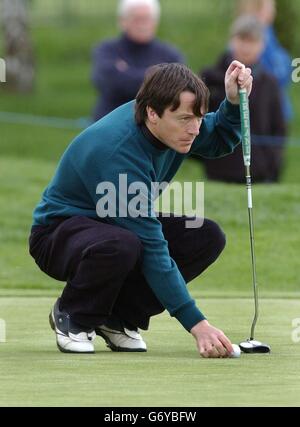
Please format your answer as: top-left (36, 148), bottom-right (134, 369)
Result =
top-left (187, 118), bottom-right (201, 136)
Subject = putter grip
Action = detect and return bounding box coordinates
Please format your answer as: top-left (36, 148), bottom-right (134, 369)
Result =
top-left (239, 88), bottom-right (251, 167)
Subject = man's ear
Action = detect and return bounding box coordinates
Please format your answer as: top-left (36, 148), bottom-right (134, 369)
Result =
top-left (146, 106), bottom-right (159, 124)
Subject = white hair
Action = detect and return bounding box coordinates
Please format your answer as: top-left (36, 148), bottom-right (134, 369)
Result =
top-left (118, 0), bottom-right (161, 20)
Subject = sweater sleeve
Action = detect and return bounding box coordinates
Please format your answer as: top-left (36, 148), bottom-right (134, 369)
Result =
top-left (89, 160), bottom-right (206, 332)
top-left (190, 99), bottom-right (241, 158)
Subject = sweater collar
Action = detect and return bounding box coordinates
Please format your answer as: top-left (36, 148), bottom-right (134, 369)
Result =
top-left (140, 123), bottom-right (169, 152)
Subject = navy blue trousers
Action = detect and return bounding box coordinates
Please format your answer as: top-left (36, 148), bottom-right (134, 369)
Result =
top-left (29, 214), bottom-right (226, 330)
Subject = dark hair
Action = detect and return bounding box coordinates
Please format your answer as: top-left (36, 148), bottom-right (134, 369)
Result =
top-left (135, 63), bottom-right (210, 124)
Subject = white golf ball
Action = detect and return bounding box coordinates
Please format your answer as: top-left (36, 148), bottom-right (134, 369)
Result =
top-left (230, 344), bottom-right (241, 358)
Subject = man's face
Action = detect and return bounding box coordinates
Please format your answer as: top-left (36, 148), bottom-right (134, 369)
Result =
top-left (231, 36), bottom-right (264, 66)
top-left (120, 5), bottom-right (158, 44)
top-left (146, 92), bottom-right (204, 154)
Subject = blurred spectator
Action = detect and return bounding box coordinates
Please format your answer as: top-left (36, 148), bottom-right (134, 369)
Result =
top-left (91, 0), bottom-right (184, 121)
top-left (237, 0), bottom-right (293, 122)
top-left (200, 15), bottom-right (286, 183)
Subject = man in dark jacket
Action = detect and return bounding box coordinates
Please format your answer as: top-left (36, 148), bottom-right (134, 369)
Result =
top-left (91, 0), bottom-right (184, 121)
top-left (200, 15), bottom-right (286, 183)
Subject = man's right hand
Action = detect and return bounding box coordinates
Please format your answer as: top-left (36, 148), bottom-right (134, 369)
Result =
top-left (190, 320), bottom-right (234, 358)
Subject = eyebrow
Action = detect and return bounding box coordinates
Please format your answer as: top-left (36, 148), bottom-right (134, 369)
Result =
top-left (177, 113), bottom-right (204, 118)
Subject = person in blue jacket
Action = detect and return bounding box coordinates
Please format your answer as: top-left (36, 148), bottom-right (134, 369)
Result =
top-left (237, 0), bottom-right (293, 122)
top-left (91, 0), bottom-right (184, 121)
top-left (29, 61), bottom-right (253, 358)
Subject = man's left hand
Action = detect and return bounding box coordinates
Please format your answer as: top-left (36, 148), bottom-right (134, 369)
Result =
top-left (225, 60), bottom-right (253, 105)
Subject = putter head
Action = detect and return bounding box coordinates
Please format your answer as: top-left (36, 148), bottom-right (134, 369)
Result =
top-left (239, 339), bottom-right (271, 354)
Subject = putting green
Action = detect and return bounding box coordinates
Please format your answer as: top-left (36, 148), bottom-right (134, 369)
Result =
top-left (0, 296), bottom-right (299, 407)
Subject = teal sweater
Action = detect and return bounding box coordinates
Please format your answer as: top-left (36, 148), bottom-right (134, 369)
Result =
top-left (32, 99), bottom-right (241, 331)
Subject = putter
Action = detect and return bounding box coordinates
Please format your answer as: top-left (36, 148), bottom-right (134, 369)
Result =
top-left (238, 88), bottom-right (271, 354)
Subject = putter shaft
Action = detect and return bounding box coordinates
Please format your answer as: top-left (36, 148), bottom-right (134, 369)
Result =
top-left (239, 88), bottom-right (259, 341)
top-left (245, 165), bottom-right (259, 340)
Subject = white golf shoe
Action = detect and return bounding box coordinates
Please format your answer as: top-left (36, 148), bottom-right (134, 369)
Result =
top-left (95, 319), bottom-right (147, 352)
top-left (49, 299), bottom-right (96, 354)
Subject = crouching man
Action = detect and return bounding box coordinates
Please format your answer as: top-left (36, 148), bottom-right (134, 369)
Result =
top-left (29, 61), bottom-right (252, 358)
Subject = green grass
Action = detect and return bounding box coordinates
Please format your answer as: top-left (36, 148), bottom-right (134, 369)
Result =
top-left (0, 154), bottom-right (299, 294)
top-left (0, 0), bottom-right (298, 296)
top-left (1, 297), bottom-right (300, 407)
top-left (0, 0), bottom-right (300, 407)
